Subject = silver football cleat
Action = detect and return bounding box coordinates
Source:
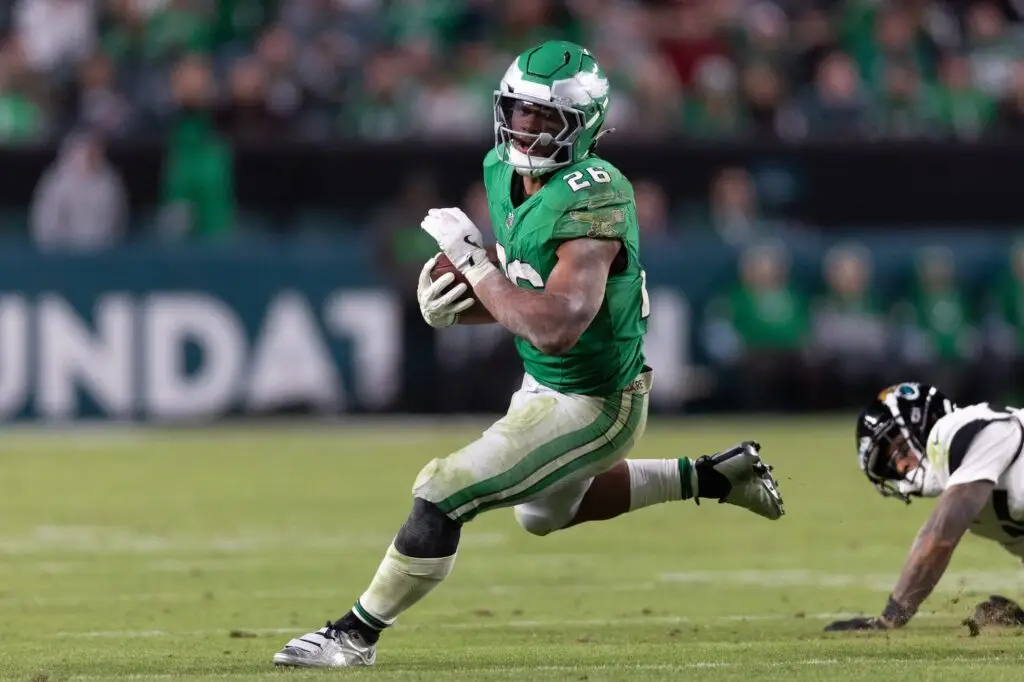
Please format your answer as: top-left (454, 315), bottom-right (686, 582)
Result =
top-left (709, 441), bottom-right (785, 520)
top-left (272, 622), bottom-right (376, 668)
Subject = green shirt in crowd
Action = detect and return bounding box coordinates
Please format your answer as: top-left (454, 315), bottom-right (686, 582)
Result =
top-left (160, 113), bottom-right (235, 240)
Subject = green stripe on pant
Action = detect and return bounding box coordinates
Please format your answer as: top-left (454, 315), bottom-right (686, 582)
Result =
top-left (446, 392), bottom-right (643, 522)
top-left (434, 393), bottom-right (624, 518)
top-left (467, 392), bottom-right (644, 519)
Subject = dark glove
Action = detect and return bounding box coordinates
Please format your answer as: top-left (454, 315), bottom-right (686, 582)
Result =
top-left (824, 616), bottom-right (889, 632)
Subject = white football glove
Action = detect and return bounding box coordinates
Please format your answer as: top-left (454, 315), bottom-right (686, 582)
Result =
top-left (417, 254), bottom-right (475, 329)
top-left (420, 208), bottom-right (497, 287)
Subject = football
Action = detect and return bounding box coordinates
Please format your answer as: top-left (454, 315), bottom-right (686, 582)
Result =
top-left (430, 246), bottom-right (501, 300)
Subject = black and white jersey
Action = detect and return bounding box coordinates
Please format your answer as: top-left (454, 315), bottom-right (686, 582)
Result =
top-left (925, 403), bottom-right (1024, 555)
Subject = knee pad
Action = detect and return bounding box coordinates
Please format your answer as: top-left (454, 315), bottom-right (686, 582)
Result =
top-left (513, 503), bottom-right (560, 537)
top-left (394, 498), bottom-right (462, 558)
top-left (513, 479), bottom-right (592, 537)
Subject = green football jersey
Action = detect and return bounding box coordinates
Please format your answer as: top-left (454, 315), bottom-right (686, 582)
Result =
top-left (482, 147), bottom-right (648, 396)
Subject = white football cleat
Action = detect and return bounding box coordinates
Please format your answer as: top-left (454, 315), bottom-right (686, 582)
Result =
top-left (698, 441), bottom-right (785, 520)
top-left (272, 622), bottom-right (376, 668)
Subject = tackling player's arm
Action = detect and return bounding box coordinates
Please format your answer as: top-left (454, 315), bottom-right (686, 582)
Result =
top-left (883, 481), bottom-right (993, 625)
top-left (471, 238), bottom-right (619, 354)
top-left (826, 480), bottom-right (992, 631)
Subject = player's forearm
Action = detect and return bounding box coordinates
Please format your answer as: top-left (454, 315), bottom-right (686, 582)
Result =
top-left (456, 305), bottom-right (496, 325)
top-left (883, 482), bottom-right (991, 626)
top-left (471, 268), bottom-right (587, 354)
top-left (884, 530), bottom-right (957, 626)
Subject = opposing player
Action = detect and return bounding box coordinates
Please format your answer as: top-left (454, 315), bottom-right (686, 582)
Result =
top-left (273, 41), bottom-right (784, 669)
top-left (825, 383), bottom-right (1024, 632)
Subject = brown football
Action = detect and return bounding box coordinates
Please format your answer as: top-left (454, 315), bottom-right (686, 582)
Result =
top-left (430, 246), bottom-right (501, 300)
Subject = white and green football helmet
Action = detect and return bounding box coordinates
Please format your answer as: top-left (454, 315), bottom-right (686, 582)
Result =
top-left (494, 41), bottom-right (612, 177)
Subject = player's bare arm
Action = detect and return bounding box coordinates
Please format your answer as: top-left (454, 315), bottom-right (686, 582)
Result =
top-left (883, 480), bottom-right (993, 625)
top-left (827, 480), bottom-right (992, 632)
top-left (825, 481), bottom-right (991, 632)
top-left (470, 238), bottom-right (619, 355)
top-left (455, 300), bottom-right (497, 324)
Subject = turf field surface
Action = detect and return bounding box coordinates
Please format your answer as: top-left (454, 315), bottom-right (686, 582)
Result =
top-left (3, 417), bottom-right (1024, 681)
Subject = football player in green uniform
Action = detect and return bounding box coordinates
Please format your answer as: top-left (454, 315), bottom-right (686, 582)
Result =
top-left (273, 41), bottom-right (784, 669)
top-left (826, 383), bottom-right (1024, 632)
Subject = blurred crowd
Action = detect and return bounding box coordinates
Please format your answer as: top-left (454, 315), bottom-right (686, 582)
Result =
top-left (16, 0), bottom-right (1024, 249)
top-left (3, 0), bottom-right (1024, 144)
top-left (699, 238), bottom-right (1024, 412)
top-left (9, 0), bottom-right (1024, 414)
top-left (363, 165), bottom-right (1024, 413)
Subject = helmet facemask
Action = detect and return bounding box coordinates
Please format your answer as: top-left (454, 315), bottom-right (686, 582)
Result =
top-left (860, 431), bottom-right (926, 504)
top-left (494, 93), bottom-right (586, 177)
top-left (859, 394), bottom-right (929, 504)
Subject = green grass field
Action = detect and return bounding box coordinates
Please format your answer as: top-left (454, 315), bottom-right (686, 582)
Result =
top-left (4, 417), bottom-right (1024, 682)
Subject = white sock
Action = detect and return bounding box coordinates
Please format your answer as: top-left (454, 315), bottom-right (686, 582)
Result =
top-left (353, 543), bottom-right (456, 629)
top-left (626, 458), bottom-right (696, 511)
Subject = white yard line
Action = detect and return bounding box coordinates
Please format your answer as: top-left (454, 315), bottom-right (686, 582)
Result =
top-left (10, 566), bottom-right (1023, 607)
top-left (0, 527), bottom-right (505, 555)
top-left (0, 585), bottom-right (657, 607)
top-left (659, 569), bottom-right (1024, 593)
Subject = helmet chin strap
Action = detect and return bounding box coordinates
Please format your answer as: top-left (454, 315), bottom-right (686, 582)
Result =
top-left (515, 167), bottom-right (548, 178)
top-left (507, 142), bottom-right (560, 177)
top-left (897, 460), bottom-right (943, 497)
top-left (897, 461), bottom-right (926, 496)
